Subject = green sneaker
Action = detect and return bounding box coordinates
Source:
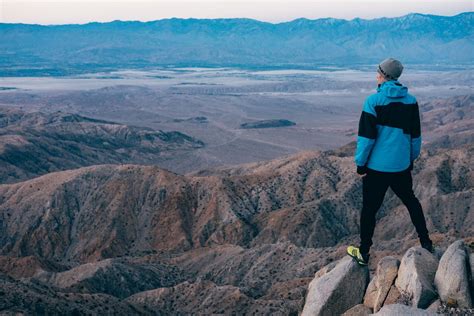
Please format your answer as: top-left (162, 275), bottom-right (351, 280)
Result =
top-left (347, 246), bottom-right (369, 266)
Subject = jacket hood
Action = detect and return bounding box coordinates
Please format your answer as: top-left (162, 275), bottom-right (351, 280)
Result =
top-left (377, 80), bottom-right (408, 98)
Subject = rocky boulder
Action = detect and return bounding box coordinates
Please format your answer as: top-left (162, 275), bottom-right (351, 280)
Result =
top-left (363, 256), bottom-right (400, 312)
top-left (372, 303), bottom-right (437, 315)
top-left (301, 256), bottom-right (369, 316)
top-left (395, 247), bottom-right (439, 308)
top-left (434, 240), bottom-right (473, 308)
top-left (341, 304), bottom-right (372, 316)
top-left (471, 253), bottom-right (474, 295)
top-left (426, 299), bottom-right (442, 313)
top-left (364, 275), bottom-right (378, 309)
top-left (382, 285), bottom-right (401, 306)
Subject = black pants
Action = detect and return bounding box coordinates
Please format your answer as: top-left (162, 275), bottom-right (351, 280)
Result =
top-left (359, 168), bottom-right (431, 254)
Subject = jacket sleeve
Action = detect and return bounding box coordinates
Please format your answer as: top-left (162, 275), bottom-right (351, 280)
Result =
top-left (410, 101), bottom-right (422, 161)
top-left (354, 97), bottom-right (377, 167)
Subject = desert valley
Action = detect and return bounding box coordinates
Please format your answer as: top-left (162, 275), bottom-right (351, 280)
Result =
top-left (0, 12), bottom-right (473, 315)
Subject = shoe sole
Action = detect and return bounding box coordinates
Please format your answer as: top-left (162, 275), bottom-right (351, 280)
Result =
top-left (347, 249), bottom-right (368, 266)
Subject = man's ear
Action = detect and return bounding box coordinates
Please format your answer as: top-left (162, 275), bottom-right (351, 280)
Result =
top-left (376, 72), bottom-right (383, 83)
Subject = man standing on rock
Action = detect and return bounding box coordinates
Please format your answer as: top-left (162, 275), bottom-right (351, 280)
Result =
top-left (347, 58), bottom-right (433, 266)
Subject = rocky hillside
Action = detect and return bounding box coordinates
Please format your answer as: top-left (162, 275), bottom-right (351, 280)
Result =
top-left (421, 94), bottom-right (474, 149)
top-left (1, 142), bottom-right (472, 263)
top-left (302, 240), bottom-right (473, 315)
top-left (0, 93), bottom-right (470, 185)
top-left (0, 107), bottom-right (204, 183)
top-left (0, 140), bottom-right (472, 314)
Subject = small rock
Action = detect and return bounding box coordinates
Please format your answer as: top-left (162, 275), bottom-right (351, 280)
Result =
top-left (372, 303), bottom-right (437, 315)
top-left (374, 257), bottom-right (400, 312)
top-left (395, 247), bottom-right (439, 308)
top-left (426, 299), bottom-right (441, 312)
top-left (301, 256), bottom-right (369, 316)
top-left (434, 240), bottom-right (473, 308)
top-left (342, 304), bottom-right (372, 316)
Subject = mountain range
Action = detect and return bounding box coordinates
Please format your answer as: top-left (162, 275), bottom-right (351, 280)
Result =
top-left (0, 140), bottom-right (472, 314)
top-left (0, 12), bottom-right (473, 76)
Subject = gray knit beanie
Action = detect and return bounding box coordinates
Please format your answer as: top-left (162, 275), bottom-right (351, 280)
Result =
top-left (377, 58), bottom-right (404, 80)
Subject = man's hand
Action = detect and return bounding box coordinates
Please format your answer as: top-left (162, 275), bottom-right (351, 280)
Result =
top-left (357, 165), bottom-right (368, 176)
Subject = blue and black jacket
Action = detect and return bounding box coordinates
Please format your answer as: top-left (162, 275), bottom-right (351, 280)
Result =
top-left (354, 80), bottom-right (421, 172)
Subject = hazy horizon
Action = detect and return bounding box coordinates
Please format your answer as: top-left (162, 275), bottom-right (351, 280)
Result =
top-left (1, 11), bottom-right (473, 26)
top-left (1, 0), bottom-right (472, 25)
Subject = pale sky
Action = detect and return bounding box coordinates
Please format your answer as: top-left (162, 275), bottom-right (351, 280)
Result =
top-left (1, 0), bottom-right (473, 25)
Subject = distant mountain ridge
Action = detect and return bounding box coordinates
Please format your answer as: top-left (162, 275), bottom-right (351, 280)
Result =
top-left (0, 12), bottom-right (472, 75)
